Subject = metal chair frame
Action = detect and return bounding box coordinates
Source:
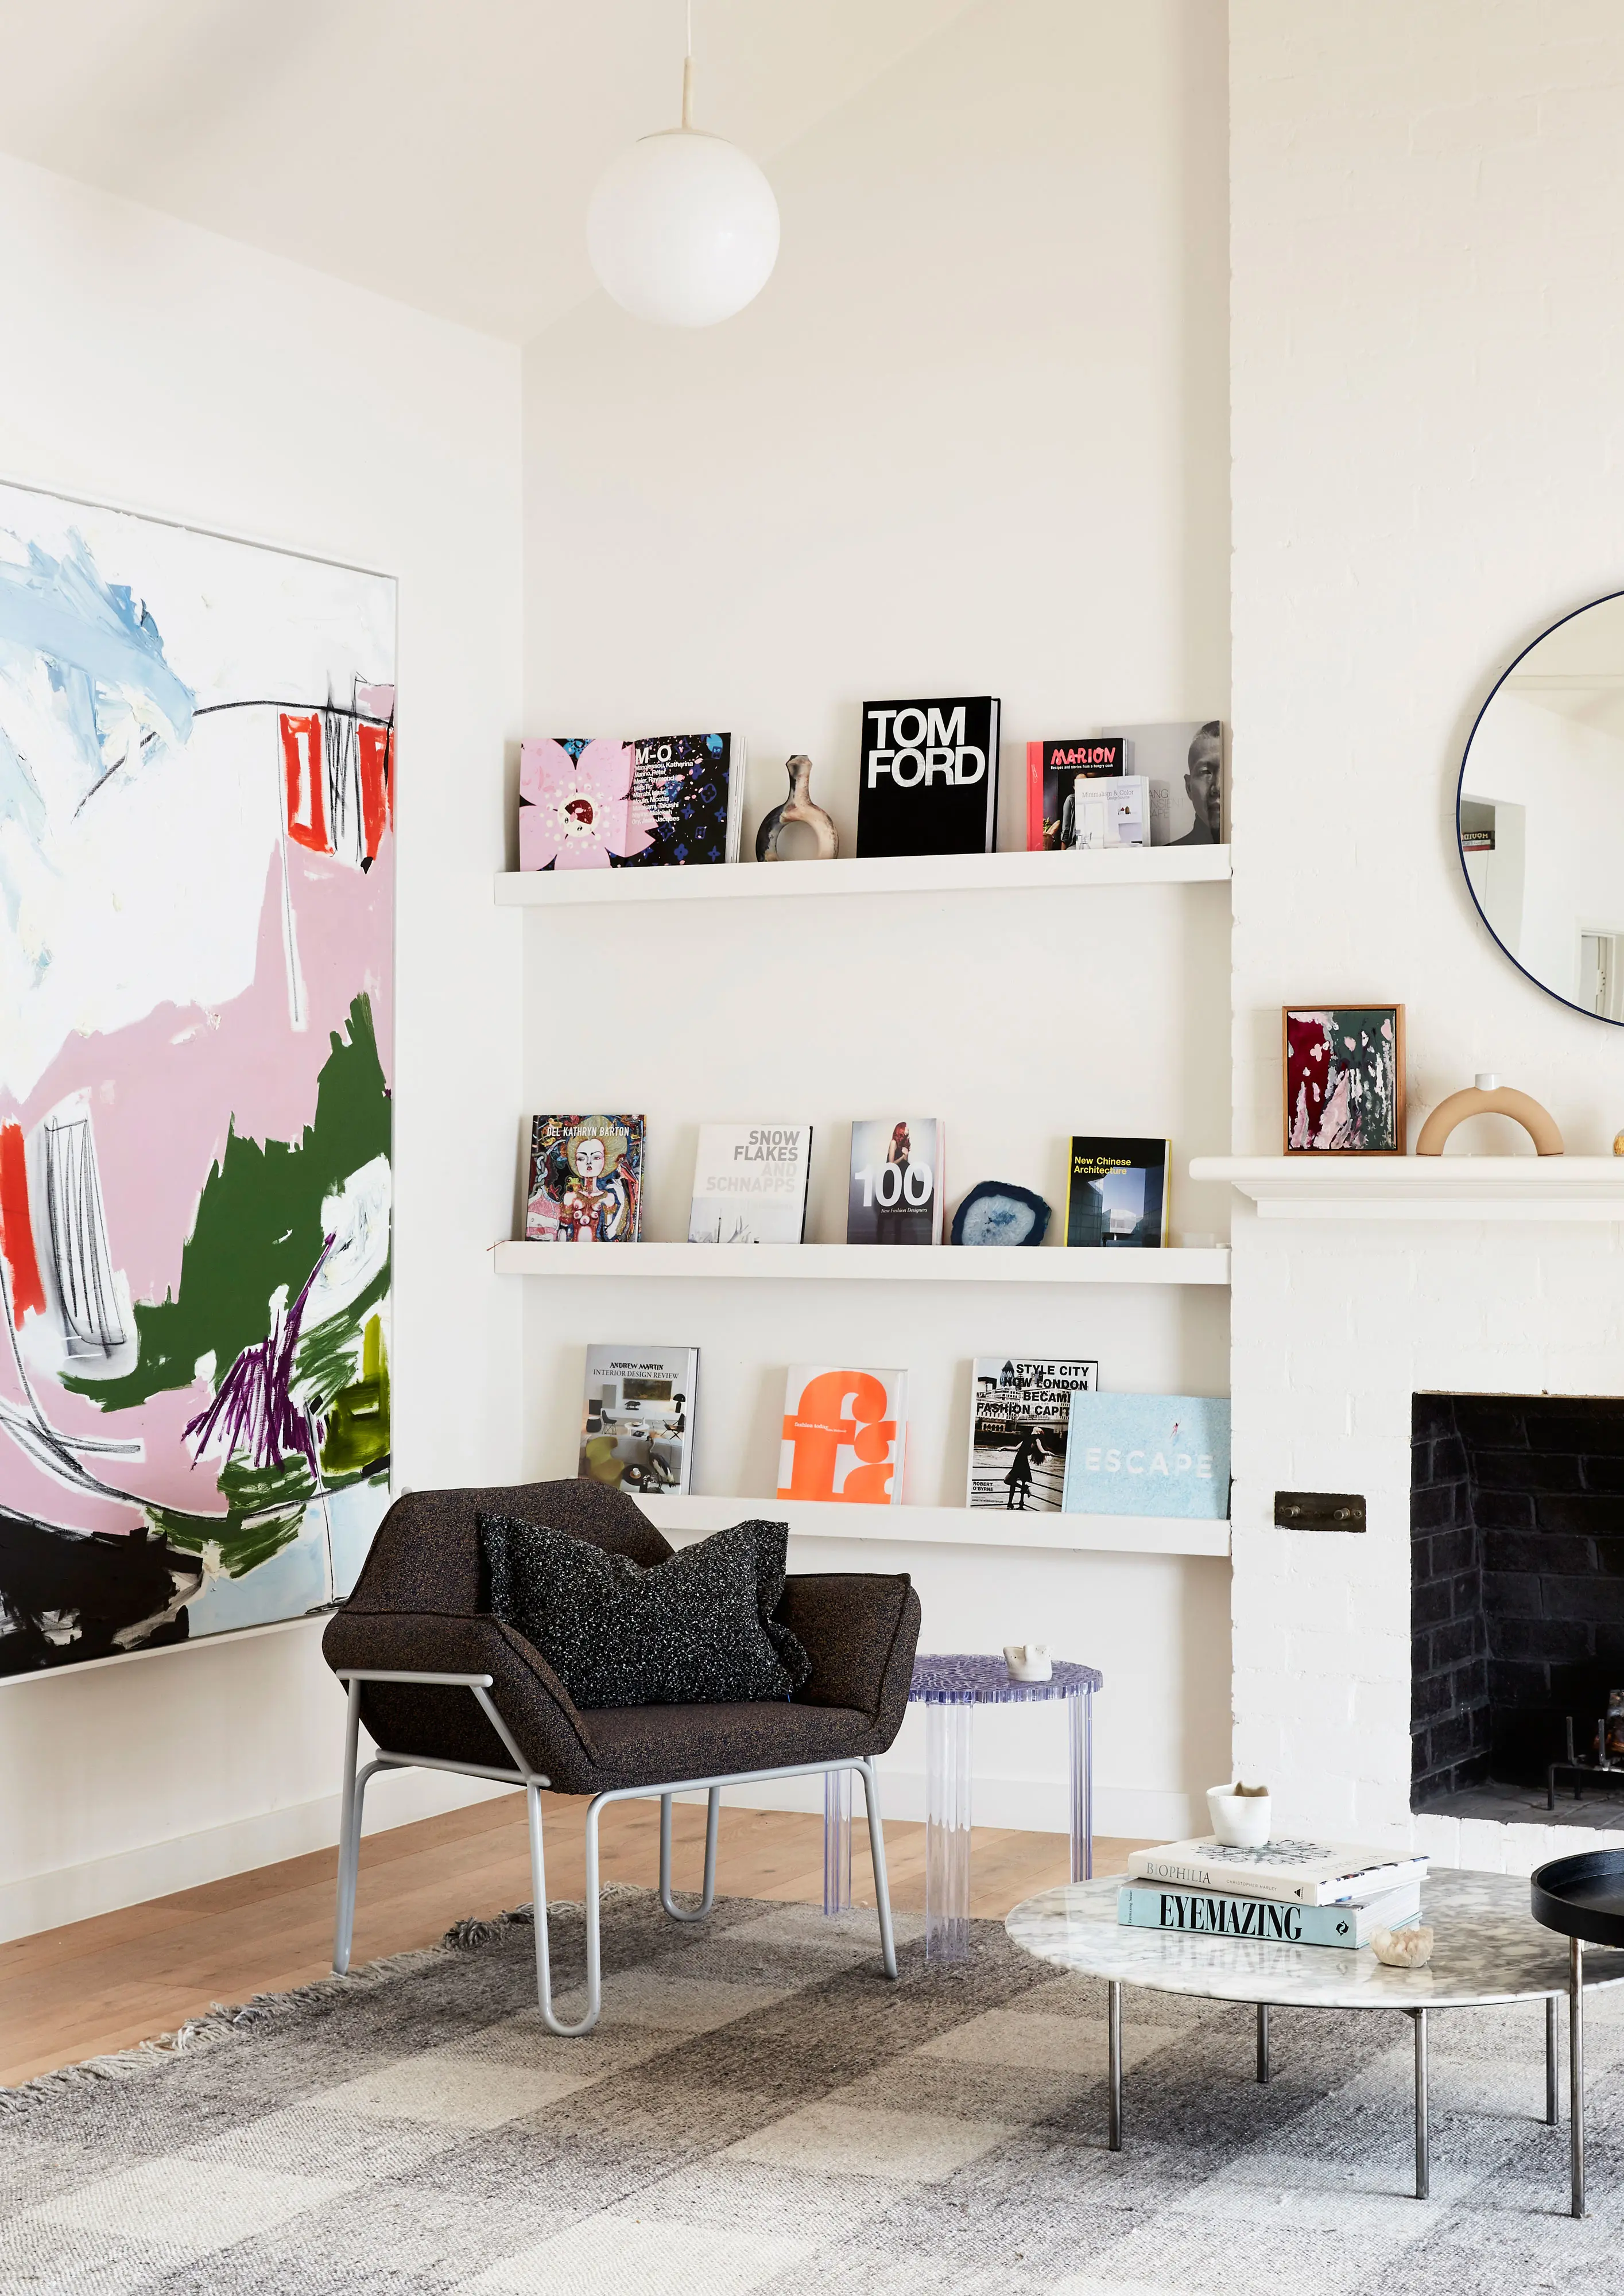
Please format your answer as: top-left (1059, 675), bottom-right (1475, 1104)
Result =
top-left (331, 1667), bottom-right (900, 2037)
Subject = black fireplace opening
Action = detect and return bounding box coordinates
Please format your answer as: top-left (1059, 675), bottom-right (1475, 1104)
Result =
top-left (1412, 1393), bottom-right (1624, 1810)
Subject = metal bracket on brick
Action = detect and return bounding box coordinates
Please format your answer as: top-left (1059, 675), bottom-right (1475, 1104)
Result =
top-left (1274, 1491), bottom-right (1366, 1531)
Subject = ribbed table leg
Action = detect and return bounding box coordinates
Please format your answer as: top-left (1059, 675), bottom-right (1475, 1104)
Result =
top-left (1107, 1978), bottom-right (1123, 2151)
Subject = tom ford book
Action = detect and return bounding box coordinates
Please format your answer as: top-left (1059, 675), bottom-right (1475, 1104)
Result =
top-left (689, 1123), bottom-right (813, 1244)
top-left (525, 1115), bottom-right (644, 1243)
top-left (1117, 1882), bottom-right (1422, 1948)
top-left (579, 1345), bottom-right (698, 1495)
top-left (1060, 1393), bottom-right (1230, 1519)
top-left (1125, 1839), bottom-right (1429, 1908)
top-left (967, 1358), bottom-right (1100, 1512)
top-left (855, 697), bottom-right (999, 856)
top-left (1066, 1137), bottom-right (1169, 1247)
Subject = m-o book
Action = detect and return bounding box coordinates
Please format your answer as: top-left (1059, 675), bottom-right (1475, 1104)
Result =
top-left (1060, 1393), bottom-right (1230, 1519)
top-left (689, 1124), bottom-right (813, 1244)
top-left (522, 733), bottom-right (745, 870)
top-left (855, 697), bottom-right (999, 856)
top-left (967, 1358), bottom-right (1100, 1512)
top-left (1126, 1839), bottom-right (1429, 1909)
top-left (778, 1365), bottom-right (907, 1506)
top-left (579, 1346), bottom-right (698, 1496)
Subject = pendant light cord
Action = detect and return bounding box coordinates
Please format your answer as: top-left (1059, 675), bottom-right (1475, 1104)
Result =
top-left (682, 0), bottom-right (695, 127)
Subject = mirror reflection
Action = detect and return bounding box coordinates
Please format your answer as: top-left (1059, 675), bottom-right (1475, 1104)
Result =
top-left (1460, 592), bottom-right (1624, 1022)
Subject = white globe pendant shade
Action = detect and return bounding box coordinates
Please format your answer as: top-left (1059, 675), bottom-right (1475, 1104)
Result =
top-left (587, 127), bottom-right (780, 327)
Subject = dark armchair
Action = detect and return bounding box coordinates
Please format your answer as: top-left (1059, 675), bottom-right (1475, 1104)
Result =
top-left (321, 1478), bottom-right (923, 2034)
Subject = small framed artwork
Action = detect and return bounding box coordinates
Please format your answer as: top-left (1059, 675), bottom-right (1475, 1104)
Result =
top-left (1282, 1006), bottom-right (1406, 1154)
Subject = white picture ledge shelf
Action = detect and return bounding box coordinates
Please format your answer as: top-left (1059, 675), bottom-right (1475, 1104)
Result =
top-left (494, 844), bottom-right (1230, 910)
top-left (635, 1492), bottom-right (1230, 1560)
top-left (1191, 1155), bottom-right (1624, 1223)
top-left (492, 1241), bottom-right (1230, 1285)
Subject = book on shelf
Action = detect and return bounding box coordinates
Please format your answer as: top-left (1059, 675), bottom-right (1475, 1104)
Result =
top-left (1117, 1881), bottom-right (1423, 1949)
top-left (524, 1115), bottom-right (645, 1242)
top-left (778, 1364), bottom-right (907, 1506)
top-left (855, 697), bottom-right (1000, 857)
top-left (1060, 1392), bottom-right (1230, 1519)
top-left (1125, 1838), bottom-right (1429, 1909)
top-left (579, 1345), bottom-right (698, 1495)
top-left (1098, 720), bottom-right (1224, 848)
top-left (1067, 1137), bottom-right (1169, 1248)
top-left (847, 1119), bottom-right (943, 1246)
top-left (967, 1357), bottom-right (1100, 1513)
top-left (1027, 737), bottom-right (1126, 852)
top-left (689, 1123), bottom-right (813, 1244)
top-left (1069, 773), bottom-right (1158, 850)
top-left (520, 734), bottom-right (744, 871)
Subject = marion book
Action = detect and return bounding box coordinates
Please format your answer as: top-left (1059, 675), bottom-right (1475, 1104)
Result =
top-left (579, 1345), bottom-right (698, 1496)
top-left (525, 1115), bottom-right (644, 1243)
top-left (967, 1358), bottom-right (1100, 1513)
top-left (855, 697), bottom-right (999, 856)
top-left (1027, 737), bottom-right (1126, 851)
top-left (1125, 1839), bottom-right (1429, 1909)
top-left (1117, 1882), bottom-right (1423, 1949)
top-left (688, 1124), bottom-right (813, 1244)
top-left (1067, 1137), bottom-right (1169, 1248)
top-left (847, 1119), bottom-right (943, 1246)
top-left (778, 1365), bottom-right (907, 1507)
top-left (1060, 1393), bottom-right (1230, 1519)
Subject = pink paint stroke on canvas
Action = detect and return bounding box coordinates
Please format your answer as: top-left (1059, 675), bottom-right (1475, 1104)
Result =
top-left (518, 739), bottom-right (655, 870)
top-left (1286, 1009), bottom-right (1400, 1151)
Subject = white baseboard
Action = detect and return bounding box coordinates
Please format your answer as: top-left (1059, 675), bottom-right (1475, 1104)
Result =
top-left (0, 1766), bottom-right (516, 1945)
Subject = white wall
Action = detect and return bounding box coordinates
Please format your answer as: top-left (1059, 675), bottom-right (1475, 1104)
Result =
top-left (521, 0), bottom-right (1234, 1837)
top-left (0, 152), bottom-right (525, 1941)
top-left (1228, 2), bottom-right (1624, 1863)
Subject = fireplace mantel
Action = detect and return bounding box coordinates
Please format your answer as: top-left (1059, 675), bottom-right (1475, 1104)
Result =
top-left (1191, 1155), bottom-right (1624, 1221)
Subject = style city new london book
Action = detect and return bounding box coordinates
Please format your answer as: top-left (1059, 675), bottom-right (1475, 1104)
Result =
top-left (967, 1357), bottom-right (1100, 1512)
top-left (1060, 1392), bottom-right (1230, 1520)
top-left (778, 1365), bottom-right (907, 1507)
top-left (579, 1345), bottom-right (698, 1496)
top-left (688, 1124), bottom-right (813, 1244)
top-left (847, 1119), bottom-right (943, 1246)
top-left (855, 697), bottom-right (1000, 857)
top-left (1117, 1882), bottom-right (1423, 1949)
top-left (525, 1115), bottom-right (645, 1242)
top-left (1125, 1838), bottom-right (1429, 1909)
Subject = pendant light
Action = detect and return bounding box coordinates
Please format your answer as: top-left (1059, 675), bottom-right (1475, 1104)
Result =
top-left (587, 2), bottom-right (780, 328)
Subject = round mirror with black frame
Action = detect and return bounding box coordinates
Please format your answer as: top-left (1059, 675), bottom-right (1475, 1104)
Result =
top-left (1458, 589), bottom-right (1624, 1025)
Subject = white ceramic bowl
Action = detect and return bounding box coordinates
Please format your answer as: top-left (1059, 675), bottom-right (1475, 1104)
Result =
top-left (1206, 1784), bottom-right (1272, 1848)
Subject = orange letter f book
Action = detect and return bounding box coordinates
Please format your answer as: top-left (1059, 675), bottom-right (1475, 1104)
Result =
top-left (777, 1365), bottom-right (908, 1506)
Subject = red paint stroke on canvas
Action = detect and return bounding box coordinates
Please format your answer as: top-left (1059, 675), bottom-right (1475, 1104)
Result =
top-left (281, 712), bottom-right (328, 854)
top-left (357, 724), bottom-right (393, 859)
top-left (0, 1122), bottom-right (46, 1325)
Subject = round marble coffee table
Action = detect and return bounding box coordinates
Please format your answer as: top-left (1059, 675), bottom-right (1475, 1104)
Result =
top-left (1007, 1870), bottom-right (1624, 2208)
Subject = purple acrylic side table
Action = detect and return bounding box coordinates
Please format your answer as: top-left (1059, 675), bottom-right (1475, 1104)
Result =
top-left (822, 1653), bottom-right (1103, 1964)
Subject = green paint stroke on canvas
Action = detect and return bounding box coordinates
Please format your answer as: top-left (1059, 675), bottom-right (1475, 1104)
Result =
top-left (147, 1457), bottom-right (317, 1577)
top-left (319, 1312), bottom-right (390, 1480)
top-left (67, 994), bottom-right (390, 1417)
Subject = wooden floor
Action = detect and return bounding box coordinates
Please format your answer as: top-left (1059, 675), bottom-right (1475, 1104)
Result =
top-left (0, 1794), bottom-right (1144, 2089)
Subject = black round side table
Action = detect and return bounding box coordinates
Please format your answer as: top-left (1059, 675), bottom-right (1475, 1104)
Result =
top-left (1530, 1848), bottom-right (1624, 2217)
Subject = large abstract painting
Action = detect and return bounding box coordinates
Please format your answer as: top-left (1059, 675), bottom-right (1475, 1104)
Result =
top-left (0, 483), bottom-right (394, 1674)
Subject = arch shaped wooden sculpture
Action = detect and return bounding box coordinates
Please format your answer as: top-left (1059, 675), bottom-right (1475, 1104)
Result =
top-left (1416, 1077), bottom-right (1563, 1157)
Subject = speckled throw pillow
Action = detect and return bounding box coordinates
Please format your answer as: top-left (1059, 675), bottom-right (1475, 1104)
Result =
top-left (477, 1513), bottom-right (812, 1709)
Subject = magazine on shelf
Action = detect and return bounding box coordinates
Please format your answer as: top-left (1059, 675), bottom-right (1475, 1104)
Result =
top-left (1098, 720), bottom-right (1224, 848)
top-left (579, 1345), bottom-right (698, 1496)
top-left (1066, 1137), bottom-right (1169, 1248)
top-left (524, 1115), bottom-right (645, 1242)
top-left (1069, 773), bottom-right (1157, 850)
top-left (1060, 1393), bottom-right (1230, 1519)
top-left (688, 1123), bottom-right (813, 1244)
top-left (778, 1364), bottom-right (907, 1506)
top-left (1126, 1838), bottom-right (1429, 1909)
top-left (1117, 1882), bottom-right (1423, 1948)
top-left (521, 734), bottom-right (744, 870)
top-left (966, 1357), bottom-right (1100, 1512)
top-left (847, 1119), bottom-right (943, 1246)
top-left (1027, 736), bottom-right (1127, 851)
top-left (855, 696), bottom-right (1000, 856)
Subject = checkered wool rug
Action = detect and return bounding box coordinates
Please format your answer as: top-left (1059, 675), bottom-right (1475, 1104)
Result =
top-left (3, 1885), bottom-right (1622, 2294)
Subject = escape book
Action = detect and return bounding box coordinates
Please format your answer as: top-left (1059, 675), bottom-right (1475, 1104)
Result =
top-left (1125, 1839), bottom-right (1429, 1909)
top-left (855, 697), bottom-right (1000, 857)
top-left (524, 1115), bottom-right (645, 1243)
top-left (1065, 1137), bottom-right (1169, 1248)
top-left (1060, 1393), bottom-right (1230, 1519)
top-left (967, 1358), bottom-right (1100, 1512)
top-left (579, 1346), bottom-right (699, 1496)
top-left (847, 1118), bottom-right (943, 1246)
top-left (1117, 1882), bottom-right (1423, 1948)
top-left (520, 734), bottom-right (744, 871)
top-left (777, 1365), bottom-right (908, 1507)
top-left (688, 1123), bottom-right (813, 1244)
top-left (1026, 735), bottom-right (1126, 851)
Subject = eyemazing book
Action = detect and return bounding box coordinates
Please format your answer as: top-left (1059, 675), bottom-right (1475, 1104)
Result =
top-left (1060, 1393), bottom-right (1230, 1519)
top-left (688, 1123), bottom-right (813, 1244)
top-left (778, 1365), bottom-right (908, 1506)
top-left (847, 1119), bottom-right (943, 1246)
top-left (525, 1115), bottom-right (645, 1243)
top-left (579, 1346), bottom-right (698, 1496)
top-left (1066, 1137), bottom-right (1169, 1248)
top-left (1117, 1882), bottom-right (1422, 1949)
top-left (855, 697), bottom-right (999, 856)
top-left (1126, 1839), bottom-right (1429, 1909)
top-left (967, 1358), bottom-right (1100, 1512)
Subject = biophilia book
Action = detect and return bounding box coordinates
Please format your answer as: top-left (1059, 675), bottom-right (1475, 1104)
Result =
top-left (1027, 736), bottom-right (1126, 851)
top-left (855, 697), bottom-right (999, 856)
top-left (688, 1124), bottom-right (813, 1244)
top-left (1126, 1839), bottom-right (1429, 1909)
top-left (778, 1365), bottom-right (907, 1506)
top-left (847, 1119), bottom-right (943, 1247)
top-left (579, 1346), bottom-right (699, 1496)
top-left (1066, 1137), bottom-right (1169, 1248)
top-left (525, 1115), bottom-right (645, 1243)
top-left (967, 1358), bottom-right (1100, 1512)
top-left (538, 734), bottom-right (744, 867)
top-left (1117, 1882), bottom-right (1423, 1949)
top-left (1060, 1393), bottom-right (1230, 1519)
